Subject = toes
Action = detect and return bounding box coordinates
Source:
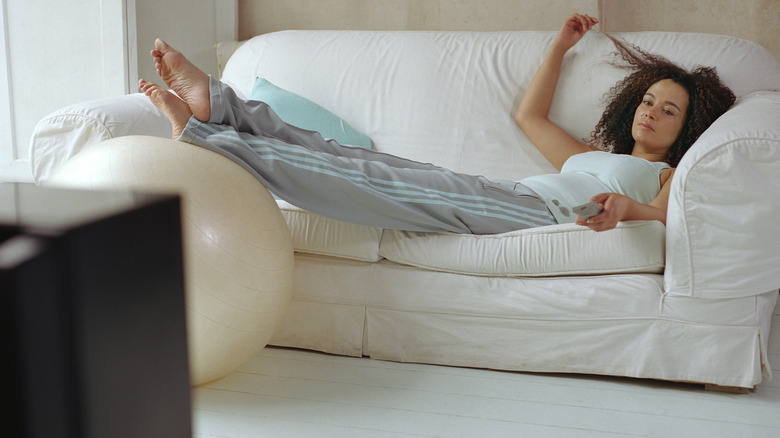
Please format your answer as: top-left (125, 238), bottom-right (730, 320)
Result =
top-left (154, 38), bottom-right (172, 54)
top-left (138, 79), bottom-right (164, 98)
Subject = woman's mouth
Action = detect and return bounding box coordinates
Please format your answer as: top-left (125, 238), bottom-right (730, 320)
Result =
top-left (639, 122), bottom-right (654, 131)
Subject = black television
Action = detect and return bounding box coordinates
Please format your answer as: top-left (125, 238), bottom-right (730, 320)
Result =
top-left (1, 184), bottom-right (192, 438)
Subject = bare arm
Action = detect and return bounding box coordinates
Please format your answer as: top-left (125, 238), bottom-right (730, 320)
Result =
top-left (576, 169), bottom-right (676, 231)
top-left (514, 14), bottom-right (599, 170)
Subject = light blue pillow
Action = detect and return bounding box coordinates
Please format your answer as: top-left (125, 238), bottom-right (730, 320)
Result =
top-left (249, 77), bottom-right (373, 149)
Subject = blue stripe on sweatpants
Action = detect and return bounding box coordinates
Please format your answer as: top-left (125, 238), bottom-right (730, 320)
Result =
top-left (176, 77), bottom-right (557, 234)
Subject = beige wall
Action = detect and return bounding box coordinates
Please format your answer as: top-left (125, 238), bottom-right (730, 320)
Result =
top-left (601, 0), bottom-right (779, 63)
top-left (238, 0), bottom-right (779, 62)
top-left (238, 0), bottom-right (599, 35)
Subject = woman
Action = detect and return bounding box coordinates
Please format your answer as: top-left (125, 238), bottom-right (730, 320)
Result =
top-left (139, 14), bottom-right (734, 235)
top-left (515, 14), bottom-right (735, 231)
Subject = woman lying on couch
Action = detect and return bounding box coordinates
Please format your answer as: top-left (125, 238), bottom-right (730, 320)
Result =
top-left (138, 13), bottom-right (734, 235)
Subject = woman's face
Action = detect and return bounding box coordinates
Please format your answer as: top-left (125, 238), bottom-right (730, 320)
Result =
top-left (632, 79), bottom-right (690, 157)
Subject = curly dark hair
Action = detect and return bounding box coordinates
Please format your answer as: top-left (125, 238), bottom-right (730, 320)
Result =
top-left (588, 34), bottom-right (736, 167)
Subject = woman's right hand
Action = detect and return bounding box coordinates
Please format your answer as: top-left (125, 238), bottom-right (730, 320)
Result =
top-left (555, 13), bottom-right (599, 51)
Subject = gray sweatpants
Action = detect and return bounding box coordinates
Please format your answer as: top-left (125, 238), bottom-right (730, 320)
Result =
top-left (178, 77), bottom-right (556, 234)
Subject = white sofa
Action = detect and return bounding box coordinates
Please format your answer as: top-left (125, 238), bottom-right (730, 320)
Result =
top-left (31, 30), bottom-right (780, 389)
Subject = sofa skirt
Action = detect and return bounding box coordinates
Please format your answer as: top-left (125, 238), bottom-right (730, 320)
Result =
top-left (269, 254), bottom-right (777, 388)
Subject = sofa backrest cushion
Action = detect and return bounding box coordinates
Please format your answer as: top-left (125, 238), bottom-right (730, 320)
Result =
top-left (221, 30), bottom-right (780, 182)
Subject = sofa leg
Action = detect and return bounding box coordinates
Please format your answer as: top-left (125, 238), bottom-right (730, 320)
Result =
top-left (704, 384), bottom-right (752, 394)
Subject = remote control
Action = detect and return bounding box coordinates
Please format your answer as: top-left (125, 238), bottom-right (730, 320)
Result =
top-left (573, 201), bottom-right (603, 219)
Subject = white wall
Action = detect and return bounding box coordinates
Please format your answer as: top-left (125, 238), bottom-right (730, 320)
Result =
top-left (0, 0), bottom-right (237, 183)
top-left (1, 0), bottom-right (130, 182)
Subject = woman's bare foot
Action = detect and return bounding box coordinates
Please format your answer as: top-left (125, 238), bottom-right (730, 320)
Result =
top-left (150, 38), bottom-right (211, 121)
top-left (139, 79), bottom-right (193, 139)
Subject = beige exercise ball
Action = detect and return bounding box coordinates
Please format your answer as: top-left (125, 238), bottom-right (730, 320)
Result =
top-left (48, 135), bottom-right (295, 386)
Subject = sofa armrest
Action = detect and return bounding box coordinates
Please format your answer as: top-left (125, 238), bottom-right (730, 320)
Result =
top-left (665, 91), bottom-right (780, 298)
top-left (30, 93), bottom-right (172, 183)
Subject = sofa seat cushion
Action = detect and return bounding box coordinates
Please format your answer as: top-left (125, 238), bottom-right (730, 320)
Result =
top-left (277, 200), bottom-right (384, 262)
top-left (379, 221), bottom-right (665, 277)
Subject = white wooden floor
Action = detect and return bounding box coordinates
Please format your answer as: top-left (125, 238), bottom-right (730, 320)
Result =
top-left (192, 307), bottom-right (780, 438)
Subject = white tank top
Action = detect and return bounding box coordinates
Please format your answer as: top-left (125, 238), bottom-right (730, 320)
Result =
top-left (520, 151), bottom-right (671, 224)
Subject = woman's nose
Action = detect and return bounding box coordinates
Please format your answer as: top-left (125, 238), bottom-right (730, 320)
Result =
top-left (645, 106), bottom-right (659, 120)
